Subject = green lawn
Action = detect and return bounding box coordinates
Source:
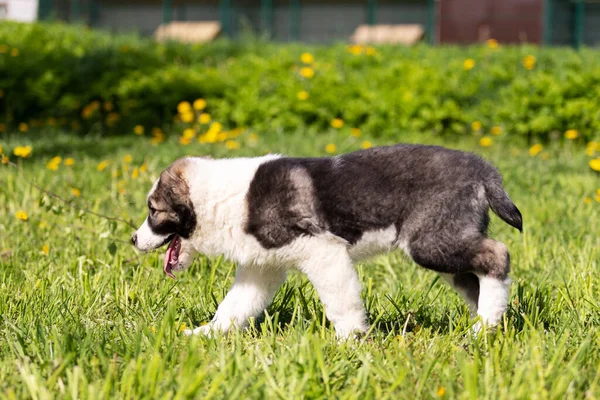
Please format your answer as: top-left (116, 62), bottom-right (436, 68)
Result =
top-left (1, 129), bottom-right (599, 399)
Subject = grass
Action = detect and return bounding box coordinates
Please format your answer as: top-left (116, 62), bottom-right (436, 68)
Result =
top-left (1, 129), bottom-right (599, 399)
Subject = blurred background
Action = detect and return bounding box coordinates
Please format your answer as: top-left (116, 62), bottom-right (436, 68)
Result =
top-left (3, 0), bottom-right (599, 47)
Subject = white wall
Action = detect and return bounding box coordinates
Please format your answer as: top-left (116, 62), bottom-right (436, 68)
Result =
top-left (2, 0), bottom-right (38, 22)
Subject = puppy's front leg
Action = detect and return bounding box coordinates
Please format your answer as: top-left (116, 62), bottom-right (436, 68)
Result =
top-left (184, 266), bottom-right (286, 336)
top-left (300, 243), bottom-right (368, 338)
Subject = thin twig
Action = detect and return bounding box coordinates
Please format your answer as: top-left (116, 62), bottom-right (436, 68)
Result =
top-left (7, 161), bottom-right (137, 229)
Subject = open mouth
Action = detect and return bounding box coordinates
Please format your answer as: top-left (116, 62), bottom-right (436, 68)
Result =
top-left (163, 235), bottom-right (181, 279)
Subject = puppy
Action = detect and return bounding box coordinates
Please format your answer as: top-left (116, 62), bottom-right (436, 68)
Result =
top-left (131, 144), bottom-right (522, 337)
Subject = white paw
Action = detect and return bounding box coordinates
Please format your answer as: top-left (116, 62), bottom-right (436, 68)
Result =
top-left (183, 323), bottom-right (214, 337)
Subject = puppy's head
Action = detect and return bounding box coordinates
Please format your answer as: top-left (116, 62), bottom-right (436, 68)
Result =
top-left (131, 158), bottom-right (196, 262)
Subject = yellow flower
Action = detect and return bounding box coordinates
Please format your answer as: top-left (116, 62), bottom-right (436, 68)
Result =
top-left (479, 136), bottom-right (493, 147)
top-left (106, 112), bottom-right (120, 126)
top-left (471, 121), bottom-right (482, 131)
top-left (297, 90), bottom-right (309, 101)
top-left (140, 162), bottom-right (148, 173)
top-left (1, 155), bottom-right (9, 164)
top-left (437, 386), bottom-right (446, 397)
top-left (361, 140), bottom-right (372, 149)
top-left (586, 142), bottom-right (599, 156)
top-left (486, 39), bottom-right (499, 49)
top-left (132, 167), bottom-right (140, 179)
top-left (13, 145), bottom-right (32, 158)
top-left (121, 155), bottom-right (132, 164)
top-left (46, 156), bottom-right (62, 171)
top-left (529, 144), bottom-right (543, 157)
top-left (589, 159), bottom-right (600, 172)
top-left (198, 113), bottom-right (211, 124)
top-left (564, 129), bottom-right (578, 140)
top-left (151, 129), bottom-right (165, 145)
top-left (64, 158), bottom-right (75, 166)
top-left (10, 48), bottom-right (19, 57)
top-left (0, 144), bottom-right (2, 154)
top-left (351, 128), bottom-right (361, 137)
top-left (208, 122), bottom-right (223, 135)
top-left (491, 126), bottom-right (502, 135)
top-left (0, 44), bottom-right (8, 53)
top-left (463, 59), bottom-right (476, 71)
top-left (134, 125), bottom-right (145, 135)
top-left (71, 188), bottom-right (81, 197)
top-left (225, 140), bottom-right (240, 150)
top-left (325, 143), bottom-right (337, 154)
top-left (347, 45), bottom-right (363, 55)
top-left (179, 136), bottom-right (192, 145)
top-left (15, 211), bottom-right (28, 221)
top-left (523, 55), bottom-right (536, 70)
top-left (103, 101), bottom-right (114, 111)
top-left (300, 67), bottom-right (315, 79)
top-left (178, 323), bottom-right (187, 333)
top-left (584, 197), bottom-right (592, 204)
top-left (331, 118), bottom-right (344, 129)
top-left (97, 160), bottom-right (110, 171)
top-left (216, 132), bottom-right (228, 142)
top-left (300, 52), bottom-right (314, 64)
top-left (42, 244), bottom-right (49, 256)
top-left (177, 101), bottom-right (192, 114)
top-left (193, 98), bottom-right (207, 111)
top-left (199, 130), bottom-right (219, 144)
top-left (18, 123), bottom-right (29, 133)
top-left (365, 47), bottom-right (377, 56)
top-left (183, 128), bottom-right (196, 139)
top-left (181, 111), bottom-right (195, 123)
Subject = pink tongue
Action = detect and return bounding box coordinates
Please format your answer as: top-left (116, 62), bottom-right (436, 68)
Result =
top-left (163, 235), bottom-right (181, 279)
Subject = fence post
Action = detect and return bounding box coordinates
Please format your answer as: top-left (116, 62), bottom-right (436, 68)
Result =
top-left (543, 0), bottom-right (553, 45)
top-left (367, 0), bottom-right (377, 25)
top-left (37, 0), bottom-right (53, 20)
top-left (89, 0), bottom-right (99, 26)
top-left (162, 0), bottom-right (172, 24)
top-left (573, 0), bottom-right (585, 49)
top-left (261, 0), bottom-right (273, 38)
top-left (426, 0), bottom-right (436, 44)
top-left (290, 0), bottom-right (300, 41)
top-left (220, 0), bottom-right (232, 37)
top-left (71, 0), bottom-right (81, 22)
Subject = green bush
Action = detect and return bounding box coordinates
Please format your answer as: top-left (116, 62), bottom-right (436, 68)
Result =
top-left (1, 21), bottom-right (599, 143)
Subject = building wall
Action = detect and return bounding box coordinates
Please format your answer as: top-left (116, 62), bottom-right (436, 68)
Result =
top-left (3, 0), bottom-right (39, 22)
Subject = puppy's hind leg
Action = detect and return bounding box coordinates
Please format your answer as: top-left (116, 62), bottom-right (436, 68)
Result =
top-left (439, 272), bottom-right (479, 317)
top-left (472, 239), bottom-right (511, 331)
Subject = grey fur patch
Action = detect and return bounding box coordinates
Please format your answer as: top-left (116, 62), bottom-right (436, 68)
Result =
top-left (245, 144), bottom-right (521, 276)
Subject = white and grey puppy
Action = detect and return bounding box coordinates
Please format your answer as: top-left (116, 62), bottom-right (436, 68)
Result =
top-left (132, 144), bottom-right (522, 337)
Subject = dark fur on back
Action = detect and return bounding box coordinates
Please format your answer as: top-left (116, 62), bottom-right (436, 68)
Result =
top-left (245, 144), bottom-right (521, 277)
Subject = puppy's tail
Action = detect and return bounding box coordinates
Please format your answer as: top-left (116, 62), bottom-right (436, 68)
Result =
top-left (485, 181), bottom-right (523, 232)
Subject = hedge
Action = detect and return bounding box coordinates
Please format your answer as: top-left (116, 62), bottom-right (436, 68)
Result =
top-left (1, 21), bottom-right (599, 143)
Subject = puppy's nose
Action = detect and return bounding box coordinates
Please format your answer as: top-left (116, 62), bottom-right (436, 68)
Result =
top-left (131, 233), bottom-right (137, 246)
